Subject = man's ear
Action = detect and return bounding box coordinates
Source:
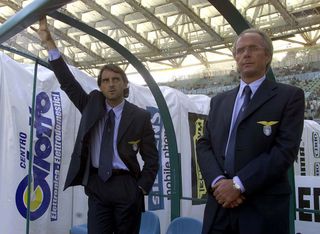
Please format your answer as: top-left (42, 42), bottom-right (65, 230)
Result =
top-left (123, 83), bottom-right (130, 98)
top-left (265, 53), bottom-right (272, 66)
top-left (267, 56), bottom-right (272, 64)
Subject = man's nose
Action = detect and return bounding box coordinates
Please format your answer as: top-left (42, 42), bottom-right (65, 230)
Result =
top-left (242, 49), bottom-right (252, 57)
top-left (243, 47), bottom-right (251, 55)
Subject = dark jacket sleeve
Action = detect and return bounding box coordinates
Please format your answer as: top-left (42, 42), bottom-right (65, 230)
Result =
top-left (49, 57), bottom-right (89, 113)
top-left (196, 97), bottom-right (226, 191)
top-left (137, 110), bottom-right (159, 194)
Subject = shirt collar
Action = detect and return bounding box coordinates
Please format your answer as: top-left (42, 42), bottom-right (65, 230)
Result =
top-left (106, 100), bottom-right (125, 118)
top-left (239, 75), bottom-right (266, 97)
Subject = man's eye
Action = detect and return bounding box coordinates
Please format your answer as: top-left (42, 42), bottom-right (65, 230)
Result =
top-left (236, 48), bottom-right (245, 54)
top-left (236, 45), bottom-right (263, 55)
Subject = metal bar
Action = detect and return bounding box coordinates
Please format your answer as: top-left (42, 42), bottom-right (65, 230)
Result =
top-left (25, 60), bottom-right (39, 234)
top-left (207, 0), bottom-right (275, 80)
top-left (288, 166), bottom-right (296, 234)
top-left (296, 208), bottom-right (320, 214)
top-left (0, 0), bottom-right (72, 44)
top-left (0, 44), bottom-right (50, 68)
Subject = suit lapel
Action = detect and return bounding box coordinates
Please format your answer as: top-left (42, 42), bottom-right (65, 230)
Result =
top-left (96, 93), bottom-right (106, 120)
top-left (117, 100), bottom-right (134, 143)
top-left (82, 92), bottom-right (106, 135)
top-left (241, 78), bottom-right (277, 121)
top-left (216, 87), bottom-right (238, 162)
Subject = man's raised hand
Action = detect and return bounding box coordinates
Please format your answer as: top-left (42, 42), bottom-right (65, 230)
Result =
top-left (30, 16), bottom-right (56, 50)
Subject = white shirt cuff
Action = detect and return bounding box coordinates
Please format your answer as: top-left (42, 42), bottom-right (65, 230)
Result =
top-left (48, 48), bottom-right (61, 61)
top-left (211, 175), bottom-right (225, 188)
top-left (233, 176), bottom-right (245, 193)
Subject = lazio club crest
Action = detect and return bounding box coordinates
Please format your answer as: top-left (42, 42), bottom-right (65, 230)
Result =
top-left (257, 121), bottom-right (279, 136)
top-left (128, 139), bottom-right (140, 151)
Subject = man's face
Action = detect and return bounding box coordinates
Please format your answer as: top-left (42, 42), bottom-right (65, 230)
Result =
top-left (234, 32), bottom-right (271, 83)
top-left (99, 69), bottom-right (127, 107)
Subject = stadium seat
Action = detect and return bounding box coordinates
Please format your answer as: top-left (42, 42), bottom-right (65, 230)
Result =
top-left (166, 217), bottom-right (202, 234)
top-left (139, 211), bottom-right (161, 234)
top-left (70, 223), bottom-right (87, 234)
top-left (69, 211), bottom-right (160, 234)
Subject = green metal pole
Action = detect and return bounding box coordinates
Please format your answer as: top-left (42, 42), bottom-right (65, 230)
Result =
top-left (0, 44), bottom-right (50, 68)
top-left (0, 0), bottom-right (72, 44)
top-left (26, 59), bottom-right (39, 234)
top-left (288, 166), bottom-right (296, 234)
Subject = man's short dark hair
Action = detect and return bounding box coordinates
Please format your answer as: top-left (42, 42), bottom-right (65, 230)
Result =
top-left (97, 64), bottom-right (129, 98)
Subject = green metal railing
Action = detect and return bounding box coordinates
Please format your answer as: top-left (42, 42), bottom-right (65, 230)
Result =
top-left (25, 58), bottom-right (39, 234)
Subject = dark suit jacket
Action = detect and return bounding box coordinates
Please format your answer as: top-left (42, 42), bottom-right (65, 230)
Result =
top-left (50, 57), bottom-right (159, 194)
top-left (197, 78), bottom-right (305, 233)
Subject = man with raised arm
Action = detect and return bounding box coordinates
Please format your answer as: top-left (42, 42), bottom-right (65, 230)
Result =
top-left (34, 16), bottom-right (159, 234)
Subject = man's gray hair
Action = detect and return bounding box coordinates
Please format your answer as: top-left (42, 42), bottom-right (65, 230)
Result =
top-left (233, 28), bottom-right (273, 71)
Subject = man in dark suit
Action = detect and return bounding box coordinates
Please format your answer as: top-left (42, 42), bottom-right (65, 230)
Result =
top-left (34, 17), bottom-right (159, 234)
top-left (196, 28), bottom-right (305, 234)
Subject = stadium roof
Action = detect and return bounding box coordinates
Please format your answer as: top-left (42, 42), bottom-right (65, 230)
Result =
top-left (0, 0), bottom-right (320, 83)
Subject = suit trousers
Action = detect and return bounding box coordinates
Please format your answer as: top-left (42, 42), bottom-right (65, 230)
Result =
top-left (85, 171), bottom-right (144, 234)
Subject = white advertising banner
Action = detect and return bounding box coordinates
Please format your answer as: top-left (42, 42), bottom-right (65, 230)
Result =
top-left (0, 52), bottom-right (96, 233)
top-left (1, 51), bottom-right (319, 233)
top-left (294, 120), bottom-right (320, 234)
top-left (0, 53), bottom-right (70, 233)
top-left (295, 176), bottom-right (320, 234)
top-left (295, 120), bottom-right (320, 177)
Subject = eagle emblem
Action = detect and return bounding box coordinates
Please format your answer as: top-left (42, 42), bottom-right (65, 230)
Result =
top-left (257, 121), bottom-right (279, 136)
top-left (128, 139), bottom-right (140, 151)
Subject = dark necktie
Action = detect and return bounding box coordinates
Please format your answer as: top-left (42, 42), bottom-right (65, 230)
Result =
top-left (98, 110), bottom-right (115, 182)
top-left (225, 85), bottom-right (252, 176)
